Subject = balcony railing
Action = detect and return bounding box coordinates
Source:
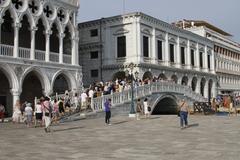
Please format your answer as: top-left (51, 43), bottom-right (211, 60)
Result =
top-left (19, 47), bottom-right (30, 59)
top-left (63, 54), bottom-right (72, 64)
top-left (50, 52), bottom-right (59, 62)
top-left (0, 44), bottom-right (13, 57)
top-left (35, 49), bottom-right (45, 61)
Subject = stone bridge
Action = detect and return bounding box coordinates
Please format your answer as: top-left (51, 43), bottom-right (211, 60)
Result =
top-left (91, 81), bottom-right (207, 115)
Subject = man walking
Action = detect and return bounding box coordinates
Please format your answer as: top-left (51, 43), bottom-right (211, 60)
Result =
top-left (179, 99), bottom-right (189, 129)
top-left (104, 99), bottom-right (111, 125)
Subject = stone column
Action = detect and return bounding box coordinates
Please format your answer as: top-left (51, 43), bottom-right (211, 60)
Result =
top-left (212, 80), bottom-right (217, 98)
top-left (59, 33), bottom-right (65, 63)
top-left (152, 28), bottom-right (157, 64)
top-left (195, 43), bottom-right (200, 71)
top-left (13, 23), bottom-right (21, 58)
top-left (211, 49), bottom-right (215, 73)
top-left (164, 32), bottom-right (169, 66)
top-left (11, 89), bottom-right (20, 111)
top-left (45, 30), bottom-right (51, 62)
top-left (195, 79), bottom-right (201, 94)
top-left (30, 27), bottom-right (37, 60)
top-left (72, 34), bottom-right (79, 65)
top-left (186, 40), bottom-right (191, 69)
top-left (175, 36), bottom-right (181, 68)
top-left (204, 46), bottom-right (208, 72)
top-left (0, 19), bottom-right (4, 44)
top-left (204, 80), bottom-right (209, 99)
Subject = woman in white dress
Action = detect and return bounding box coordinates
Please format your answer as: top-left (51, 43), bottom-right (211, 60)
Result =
top-left (143, 98), bottom-right (150, 118)
top-left (12, 100), bottom-right (21, 123)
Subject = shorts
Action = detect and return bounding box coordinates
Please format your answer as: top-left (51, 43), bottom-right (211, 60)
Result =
top-left (35, 113), bottom-right (42, 120)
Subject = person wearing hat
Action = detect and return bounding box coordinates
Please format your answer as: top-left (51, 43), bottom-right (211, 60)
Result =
top-left (25, 103), bottom-right (33, 127)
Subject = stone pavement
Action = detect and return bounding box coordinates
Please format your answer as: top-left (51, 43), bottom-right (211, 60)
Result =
top-left (0, 115), bottom-right (240, 160)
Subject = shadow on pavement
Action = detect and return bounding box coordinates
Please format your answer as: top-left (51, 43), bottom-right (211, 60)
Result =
top-left (113, 121), bottom-right (129, 125)
top-left (53, 126), bottom-right (84, 132)
top-left (188, 123), bottom-right (199, 128)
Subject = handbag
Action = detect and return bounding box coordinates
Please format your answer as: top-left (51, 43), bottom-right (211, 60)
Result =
top-left (147, 106), bottom-right (151, 112)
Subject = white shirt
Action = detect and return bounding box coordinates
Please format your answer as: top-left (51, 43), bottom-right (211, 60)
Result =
top-left (88, 90), bottom-right (94, 98)
top-left (25, 106), bottom-right (33, 115)
top-left (35, 104), bottom-right (42, 113)
top-left (81, 92), bottom-right (88, 102)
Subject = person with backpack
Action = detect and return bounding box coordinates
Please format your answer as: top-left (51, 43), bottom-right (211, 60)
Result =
top-left (43, 97), bottom-right (52, 133)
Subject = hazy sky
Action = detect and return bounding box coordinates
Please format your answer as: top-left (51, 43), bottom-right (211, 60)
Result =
top-left (78, 0), bottom-right (240, 43)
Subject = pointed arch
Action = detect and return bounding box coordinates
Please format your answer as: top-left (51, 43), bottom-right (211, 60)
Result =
top-left (51, 70), bottom-right (77, 93)
top-left (0, 63), bottom-right (19, 90)
top-left (35, 15), bottom-right (49, 31)
top-left (1, 6), bottom-right (18, 21)
top-left (20, 66), bottom-right (51, 95)
top-left (19, 10), bottom-right (35, 28)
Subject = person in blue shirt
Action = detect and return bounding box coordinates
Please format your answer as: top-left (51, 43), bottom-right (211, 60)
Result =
top-left (104, 99), bottom-right (112, 125)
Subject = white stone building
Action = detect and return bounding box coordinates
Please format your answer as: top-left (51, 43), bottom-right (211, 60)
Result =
top-left (173, 20), bottom-right (240, 96)
top-left (78, 12), bottom-right (217, 101)
top-left (0, 0), bottom-right (81, 115)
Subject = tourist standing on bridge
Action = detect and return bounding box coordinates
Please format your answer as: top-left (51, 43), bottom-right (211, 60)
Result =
top-left (104, 99), bottom-right (112, 125)
top-left (179, 99), bottom-right (189, 129)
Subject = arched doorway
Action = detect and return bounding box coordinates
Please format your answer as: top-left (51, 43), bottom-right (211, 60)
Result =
top-left (1, 10), bottom-right (14, 45)
top-left (53, 74), bottom-right (70, 94)
top-left (181, 76), bottom-right (188, 86)
top-left (142, 71), bottom-right (153, 81)
top-left (208, 79), bottom-right (213, 101)
top-left (171, 75), bottom-right (178, 84)
top-left (35, 18), bottom-right (46, 51)
top-left (20, 71), bottom-right (44, 105)
top-left (152, 96), bottom-right (178, 115)
top-left (19, 15), bottom-right (31, 49)
top-left (0, 70), bottom-right (12, 116)
top-left (200, 78), bottom-right (206, 96)
top-left (158, 73), bottom-right (167, 81)
top-left (191, 77), bottom-right (197, 91)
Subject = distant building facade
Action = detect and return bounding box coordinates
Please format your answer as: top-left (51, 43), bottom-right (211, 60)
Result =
top-left (78, 12), bottom-right (217, 100)
top-left (0, 0), bottom-right (81, 115)
top-left (173, 20), bottom-right (240, 96)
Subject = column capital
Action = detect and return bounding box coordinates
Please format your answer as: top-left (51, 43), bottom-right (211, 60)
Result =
top-left (59, 33), bottom-right (65, 39)
top-left (14, 22), bottom-right (21, 28)
top-left (31, 26), bottom-right (38, 32)
top-left (11, 89), bottom-right (21, 96)
top-left (45, 30), bottom-right (52, 36)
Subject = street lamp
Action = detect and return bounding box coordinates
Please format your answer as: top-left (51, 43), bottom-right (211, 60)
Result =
top-left (125, 62), bottom-right (139, 117)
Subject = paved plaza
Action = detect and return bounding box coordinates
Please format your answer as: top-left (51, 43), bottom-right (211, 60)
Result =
top-left (0, 115), bottom-right (240, 160)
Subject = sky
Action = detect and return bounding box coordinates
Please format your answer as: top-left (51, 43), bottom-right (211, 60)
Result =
top-left (78, 0), bottom-right (240, 43)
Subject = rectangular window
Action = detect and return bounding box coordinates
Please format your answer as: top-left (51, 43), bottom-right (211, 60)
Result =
top-left (169, 44), bottom-right (174, 63)
top-left (181, 47), bottom-right (185, 65)
top-left (157, 40), bottom-right (162, 60)
top-left (91, 69), bottom-right (98, 78)
top-left (199, 52), bottom-right (203, 68)
top-left (208, 54), bottom-right (211, 69)
top-left (117, 36), bottom-right (126, 58)
top-left (90, 29), bottom-right (98, 37)
top-left (90, 51), bottom-right (98, 59)
top-left (143, 36), bottom-right (149, 57)
top-left (191, 49), bottom-right (195, 66)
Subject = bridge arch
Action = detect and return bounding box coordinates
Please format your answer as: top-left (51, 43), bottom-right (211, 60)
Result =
top-left (152, 94), bottom-right (178, 115)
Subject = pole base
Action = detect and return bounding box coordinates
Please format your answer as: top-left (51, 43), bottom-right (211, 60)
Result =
top-left (129, 113), bottom-right (136, 118)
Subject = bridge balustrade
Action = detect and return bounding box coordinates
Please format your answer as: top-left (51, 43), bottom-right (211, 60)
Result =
top-left (91, 81), bottom-right (206, 112)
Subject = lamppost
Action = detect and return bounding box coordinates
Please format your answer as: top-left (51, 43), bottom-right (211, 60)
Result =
top-left (125, 62), bottom-right (139, 117)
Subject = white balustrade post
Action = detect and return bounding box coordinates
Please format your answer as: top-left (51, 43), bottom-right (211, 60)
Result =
top-left (13, 22), bottom-right (21, 58)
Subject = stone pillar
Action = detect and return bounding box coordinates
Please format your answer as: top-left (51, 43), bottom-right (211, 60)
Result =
top-left (152, 28), bottom-right (157, 64)
top-left (164, 32), bottom-right (169, 66)
top-left (195, 43), bottom-right (200, 71)
top-left (204, 46), bottom-right (208, 72)
top-left (204, 80), bottom-right (209, 99)
top-left (71, 32), bottom-right (79, 65)
top-left (45, 30), bottom-right (51, 62)
top-left (186, 40), bottom-right (191, 69)
top-left (175, 36), bottom-right (181, 68)
top-left (211, 49), bottom-right (215, 73)
top-left (11, 89), bottom-right (20, 111)
top-left (13, 23), bottom-right (21, 58)
top-left (30, 27), bottom-right (37, 60)
top-left (212, 80), bottom-right (217, 98)
top-left (195, 79), bottom-right (201, 94)
top-left (59, 33), bottom-right (65, 63)
top-left (0, 19), bottom-right (4, 44)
